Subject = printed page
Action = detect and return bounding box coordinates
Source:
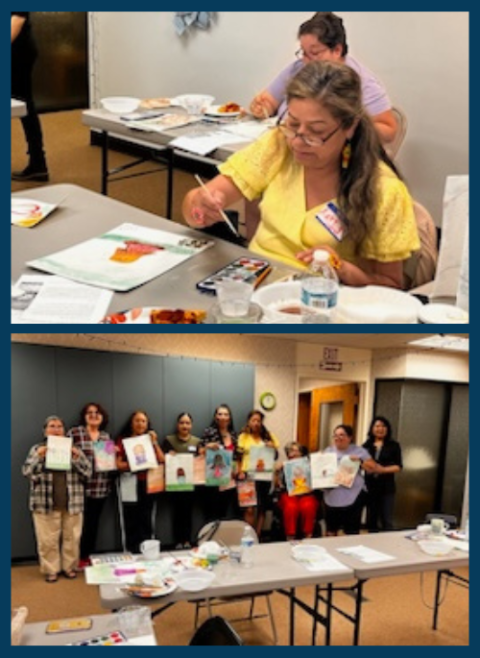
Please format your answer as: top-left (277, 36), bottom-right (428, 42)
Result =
top-left (12, 275), bottom-right (113, 324)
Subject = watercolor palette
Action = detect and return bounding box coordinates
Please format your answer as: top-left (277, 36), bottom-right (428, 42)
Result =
top-left (197, 258), bottom-right (271, 294)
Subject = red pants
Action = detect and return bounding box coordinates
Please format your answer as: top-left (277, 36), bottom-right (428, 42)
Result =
top-left (278, 493), bottom-right (319, 537)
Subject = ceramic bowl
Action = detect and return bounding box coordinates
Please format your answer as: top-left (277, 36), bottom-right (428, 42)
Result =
top-left (101, 97), bottom-right (141, 114)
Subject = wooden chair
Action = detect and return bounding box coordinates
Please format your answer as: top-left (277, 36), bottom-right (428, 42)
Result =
top-left (385, 106), bottom-right (408, 160)
top-left (404, 201), bottom-right (438, 290)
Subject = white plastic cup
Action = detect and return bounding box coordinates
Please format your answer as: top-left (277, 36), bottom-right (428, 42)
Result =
top-left (140, 539), bottom-right (161, 560)
top-left (430, 518), bottom-right (448, 536)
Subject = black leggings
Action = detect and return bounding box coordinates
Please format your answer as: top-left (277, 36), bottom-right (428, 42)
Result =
top-left (80, 496), bottom-right (107, 560)
top-left (325, 491), bottom-right (367, 535)
top-left (12, 49), bottom-right (45, 164)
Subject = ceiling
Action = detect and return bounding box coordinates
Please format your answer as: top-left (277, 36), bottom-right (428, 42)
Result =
top-left (246, 333), bottom-right (469, 352)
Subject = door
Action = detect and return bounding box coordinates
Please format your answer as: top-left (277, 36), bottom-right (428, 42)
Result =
top-left (31, 12), bottom-right (89, 112)
top-left (297, 383), bottom-right (359, 453)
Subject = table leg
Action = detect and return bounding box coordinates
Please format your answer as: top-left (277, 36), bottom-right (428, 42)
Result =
top-left (166, 150), bottom-right (174, 219)
top-left (311, 585), bottom-right (319, 646)
top-left (353, 580), bottom-right (364, 646)
top-left (433, 571), bottom-right (442, 630)
top-left (289, 587), bottom-right (295, 646)
top-left (101, 131), bottom-right (109, 196)
top-left (325, 584), bottom-right (333, 646)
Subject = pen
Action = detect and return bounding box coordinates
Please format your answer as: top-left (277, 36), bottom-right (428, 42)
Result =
top-left (194, 174), bottom-right (240, 238)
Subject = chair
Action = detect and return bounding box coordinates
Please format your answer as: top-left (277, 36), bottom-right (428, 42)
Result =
top-left (404, 201), bottom-right (439, 290)
top-left (194, 520), bottom-right (278, 644)
top-left (385, 106), bottom-right (408, 160)
top-left (189, 616), bottom-right (244, 646)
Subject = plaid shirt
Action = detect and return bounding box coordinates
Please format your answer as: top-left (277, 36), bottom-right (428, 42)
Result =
top-left (67, 426), bottom-right (114, 499)
top-left (22, 442), bottom-right (92, 514)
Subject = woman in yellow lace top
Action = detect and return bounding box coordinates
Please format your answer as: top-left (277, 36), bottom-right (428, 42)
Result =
top-left (183, 61), bottom-right (420, 288)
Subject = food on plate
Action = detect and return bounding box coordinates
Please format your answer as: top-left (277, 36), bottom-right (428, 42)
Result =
top-left (149, 309), bottom-right (207, 324)
top-left (140, 97), bottom-right (171, 109)
top-left (218, 102), bottom-right (242, 114)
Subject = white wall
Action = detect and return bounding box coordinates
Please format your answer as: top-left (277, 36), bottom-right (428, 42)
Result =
top-left (89, 11), bottom-right (469, 225)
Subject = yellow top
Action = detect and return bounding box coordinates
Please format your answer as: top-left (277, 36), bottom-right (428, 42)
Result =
top-left (238, 431), bottom-right (280, 473)
top-left (219, 129), bottom-right (420, 271)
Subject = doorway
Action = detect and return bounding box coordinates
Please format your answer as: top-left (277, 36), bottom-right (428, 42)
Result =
top-left (31, 11), bottom-right (89, 112)
top-left (297, 382), bottom-right (360, 453)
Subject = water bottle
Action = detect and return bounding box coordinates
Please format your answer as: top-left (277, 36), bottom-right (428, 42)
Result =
top-left (240, 525), bottom-right (255, 568)
top-left (300, 250), bottom-right (339, 324)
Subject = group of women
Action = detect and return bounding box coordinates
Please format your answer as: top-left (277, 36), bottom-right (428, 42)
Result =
top-left (183, 12), bottom-right (420, 289)
top-left (23, 400), bottom-right (402, 583)
top-left (275, 417), bottom-right (402, 541)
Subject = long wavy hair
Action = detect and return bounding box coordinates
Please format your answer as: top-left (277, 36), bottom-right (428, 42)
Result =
top-left (286, 60), bottom-right (402, 250)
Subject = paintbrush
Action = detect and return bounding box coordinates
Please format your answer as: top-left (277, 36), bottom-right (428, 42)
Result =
top-left (194, 174), bottom-right (240, 238)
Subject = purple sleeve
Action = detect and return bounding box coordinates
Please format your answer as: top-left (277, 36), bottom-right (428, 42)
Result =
top-left (346, 55), bottom-right (392, 116)
top-left (266, 61), bottom-right (303, 103)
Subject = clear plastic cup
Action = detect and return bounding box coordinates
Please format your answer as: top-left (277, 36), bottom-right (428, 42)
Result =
top-left (117, 606), bottom-right (153, 639)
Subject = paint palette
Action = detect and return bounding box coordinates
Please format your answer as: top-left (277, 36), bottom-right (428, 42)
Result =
top-left (68, 630), bottom-right (128, 646)
top-left (196, 258), bottom-right (271, 294)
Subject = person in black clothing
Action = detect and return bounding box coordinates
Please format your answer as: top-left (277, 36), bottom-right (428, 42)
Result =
top-left (362, 416), bottom-right (403, 532)
top-left (11, 12), bottom-right (49, 182)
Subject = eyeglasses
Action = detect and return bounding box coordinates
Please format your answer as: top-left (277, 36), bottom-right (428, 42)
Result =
top-left (295, 47), bottom-right (330, 60)
top-left (86, 410), bottom-right (101, 416)
top-left (279, 122), bottom-right (342, 147)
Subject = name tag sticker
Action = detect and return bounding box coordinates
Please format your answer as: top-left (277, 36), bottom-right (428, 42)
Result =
top-left (315, 203), bottom-right (347, 242)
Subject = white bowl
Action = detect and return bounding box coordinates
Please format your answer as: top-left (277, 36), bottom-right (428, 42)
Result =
top-left (174, 94), bottom-right (215, 115)
top-left (335, 286), bottom-right (422, 324)
top-left (252, 281), bottom-right (303, 324)
top-left (101, 97), bottom-right (141, 115)
top-left (418, 540), bottom-right (453, 557)
top-left (174, 569), bottom-right (215, 592)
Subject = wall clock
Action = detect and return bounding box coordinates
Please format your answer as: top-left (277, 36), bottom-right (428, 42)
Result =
top-left (259, 392), bottom-right (276, 411)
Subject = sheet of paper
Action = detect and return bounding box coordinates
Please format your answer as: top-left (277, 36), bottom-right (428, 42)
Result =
top-left (221, 119), bottom-right (275, 140)
top-left (46, 435), bottom-right (73, 471)
top-left (294, 553), bottom-right (351, 573)
top-left (170, 131), bottom-right (249, 156)
top-left (336, 545), bottom-right (395, 563)
top-left (12, 275), bottom-right (113, 324)
top-left (27, 223), bottom-right (214, 292)
top-left (11, 197), bottom-right (59, 228)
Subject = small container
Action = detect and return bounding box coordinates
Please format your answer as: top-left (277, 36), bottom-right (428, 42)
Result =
top-left (117, 606), bottom-right (153, 639)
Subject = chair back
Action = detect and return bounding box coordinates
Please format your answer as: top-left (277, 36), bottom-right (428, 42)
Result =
top-left (404, 201), bottom-right (438, 290)
top-left (425, 513), bottom-right (458, 528)
top-left (189, 616), bottom-right (244, 646)
top-left (197, 520), bottom-right (258, 546)
top-left (385, 106), bottom-right (408, 160)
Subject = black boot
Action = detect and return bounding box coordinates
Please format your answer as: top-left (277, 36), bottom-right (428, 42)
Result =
top-left (12, 163), bottom-right (49, 183)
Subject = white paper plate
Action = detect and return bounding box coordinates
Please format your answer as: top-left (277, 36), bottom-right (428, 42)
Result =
top-left (204, 104), bottom-right (242, 118)
top-left (122, 579), bottom-right (177, 598)
top-left (418, 304), bottom-right (469, 324)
